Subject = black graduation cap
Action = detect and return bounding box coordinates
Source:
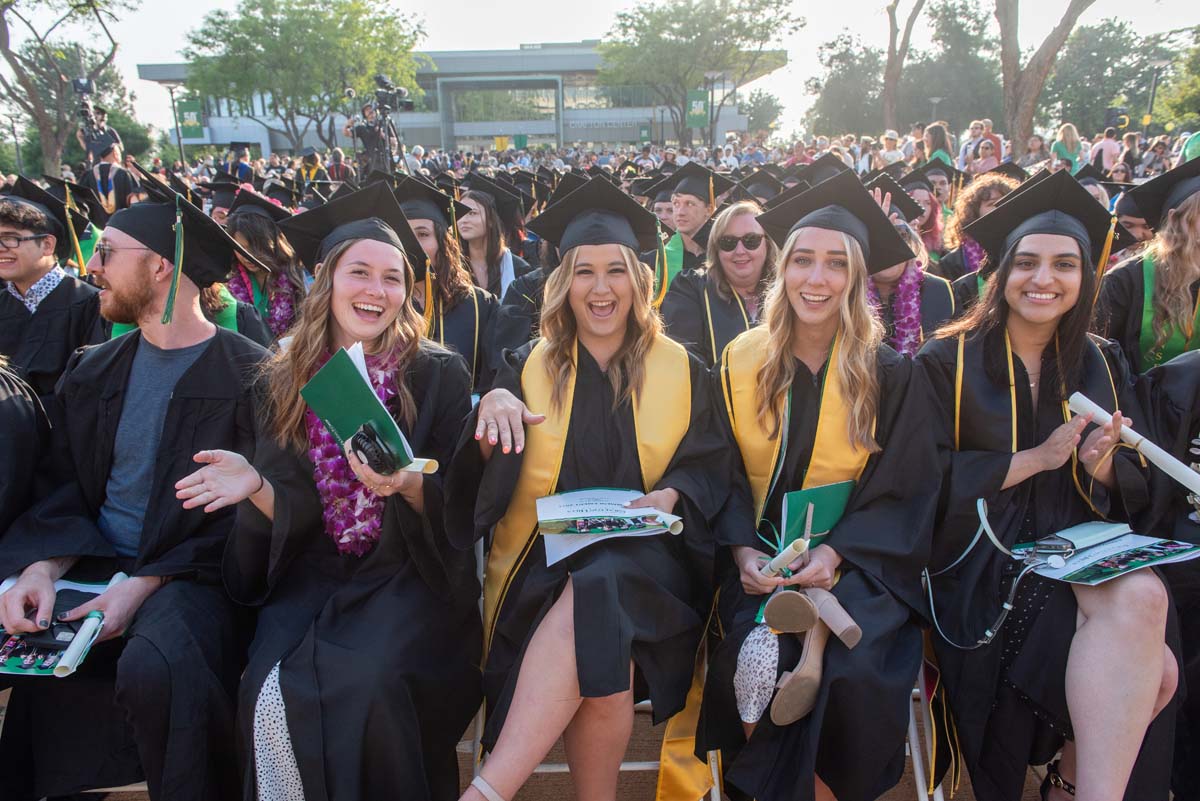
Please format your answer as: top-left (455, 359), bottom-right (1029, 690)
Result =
top-left (986, 162), bottom-right (1028, 183)
top-left (962, 169), bottom-right (1134, 267)
top-left (1072, 163), bottom-right (1108, 187)
top-left (1127, 156), bottom-right (1200, 229)
top-left (616, 159), bottom-right (640, 178)
top-left (762, 177), bottom-right (813, 210)
top-left (229, 141), bottom-right (253, 156)
top-left (586, 164), bottom-right (618, 184)
top-left (227, 188), bottom-right (291, 224)
top-left (527, 176), bottom-right (661, 262)
top-left (128, 161), bottom-right (176, 205)
top-left (907, 159), bottom-right (968, 191)
top-left (392, 175), bottom-right (469, 229)
top-left (461, 174), bottom-right (524, 223)
top-left (756, 169), bottom-right (914, 274)
top-left (759, 163), bottom-right (785, 178)
top-left (263, 175), bottom-right (301, 207)
top-left (629, 177), bottom-right (657, 198)
top-left (276, 181), bottom-right (423, 275)
top-left (643, 161), bottom-right (734, 207)
top-left (204, 170), bottom-right (242, 209)
top-left (326, 181), bottom-right (358, 205)
top-left (361, 169), bottom-right (400, 189)
top-left (3, 177), bottom-right (90, 261)
top-left (433, 171), bottom-right (459, 196)
top-left (167, 172), bottom-right (203, 209)
top-left (494, 171), bottom-right (516, 187)
top-left (739, 169), bottom-right (784, 202)
top-left (794, 153), bottom-right (851, 187)
top-left (658, 161), bottom-right (679, 176)
top-left (545, 172), bottom-right (589, 207)
top-left (863, 172), bottom-right (924, 223)
top-left (536, 165), bottom-right (558, 187)
top-left (299, 146), bottom-right (320, 159)
top-left (105, 194), bottom-right (271, 321)
top-left (41, 174), bottom-right (110, 228)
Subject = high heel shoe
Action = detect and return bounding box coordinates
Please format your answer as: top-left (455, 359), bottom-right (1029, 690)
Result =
top-left (763, 589), bottom-right (819, 634)
top-left (770, 619), bottom-right (829, 725)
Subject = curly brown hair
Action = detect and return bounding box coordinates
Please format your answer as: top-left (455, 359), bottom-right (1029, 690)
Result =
top-left (944, 173), bottom-right (1019, 250)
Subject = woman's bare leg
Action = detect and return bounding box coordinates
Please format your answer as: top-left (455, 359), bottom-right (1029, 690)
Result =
top-left (815, 774), bottom-right (836, 801)
top-left (561, 665), bottom-right (635, 801)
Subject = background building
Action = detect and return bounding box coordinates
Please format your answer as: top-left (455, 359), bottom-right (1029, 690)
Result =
top-left (137, 40), bottom-right (784, 155)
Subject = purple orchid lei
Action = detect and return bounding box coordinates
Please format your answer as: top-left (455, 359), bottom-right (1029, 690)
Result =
top-left (961, 236), bottom-right (986, 274)
top-left (228, 264), bottom-right (297, 338)
top-left (303, 354), bottom-right (399, 557)
top-left (868, 262), bottom-right (926, 357)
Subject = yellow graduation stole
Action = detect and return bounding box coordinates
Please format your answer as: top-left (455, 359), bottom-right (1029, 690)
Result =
top-left (483, 335), bottom-right (692, 651)
top-left (720, 326), bottom-right (872, 519)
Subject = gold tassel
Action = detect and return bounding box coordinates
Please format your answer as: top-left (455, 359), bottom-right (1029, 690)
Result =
top-left (708, 174), bottom-right (715, 209)
top-left (652, 222), bottom-right (668, 308)
top-left (62, 185), bottom-right (87, 275)
top-left (1093, 212), bottom-right (1118, 303)
top-left (422, 258), bottom-right (435, 335)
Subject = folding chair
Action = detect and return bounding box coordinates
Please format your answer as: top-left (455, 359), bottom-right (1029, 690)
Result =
top-left (908, 663), bottom-right (946, 801)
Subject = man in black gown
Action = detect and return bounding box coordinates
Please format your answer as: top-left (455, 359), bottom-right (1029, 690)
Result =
top-left (0, 177), bottom-right (104, 401)
top-left (0, 198), bottom-right (269, 801)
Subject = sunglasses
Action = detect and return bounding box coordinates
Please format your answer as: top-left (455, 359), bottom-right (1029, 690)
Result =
top-left (716, 233), bottom-right (765, 252)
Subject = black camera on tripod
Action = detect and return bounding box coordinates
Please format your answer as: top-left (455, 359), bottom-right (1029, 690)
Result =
top-left (74, 78), bottom-right (101, 141)
top-left (373, 74), bottom-right (415, 113)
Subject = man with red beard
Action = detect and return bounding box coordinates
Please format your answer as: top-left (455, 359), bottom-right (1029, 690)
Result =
top-left (0, 197), bottom-right (269, 801)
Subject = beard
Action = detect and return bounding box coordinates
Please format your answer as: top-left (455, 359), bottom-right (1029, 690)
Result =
top-left (98, 266), bottom-right (156, 325)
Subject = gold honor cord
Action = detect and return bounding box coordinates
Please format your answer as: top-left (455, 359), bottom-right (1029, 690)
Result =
top-left (161, 195), bottom-right (184, 324)
top-left (1093, 209), bottom-right (1119, 302)
top-left (422, 257), bottom-right (435, 334)
top-left (62, 186), bottom-right (87, 275)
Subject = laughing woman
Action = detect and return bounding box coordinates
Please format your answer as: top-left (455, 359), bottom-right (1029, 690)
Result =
top-left (660, 200), bottom-right (779, 366)
top-left (696, 171), bottom-right (941, 801)
top-left (178, 184), bottom-right (482, 801)
top-left (447, 179), bottom-right (730, 801)
top-left (916, 171), bottom-right (1177, 801)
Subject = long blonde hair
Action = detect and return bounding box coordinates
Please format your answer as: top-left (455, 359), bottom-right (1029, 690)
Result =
top-left (1146, 192), bottom-right (1200, 352)
top-left (704, 200), bottom-right (780, 302)
top-left (1057, 123), bottom-right (1080, 156)
top-left (754, 230), bottom-right (883, 452)
top-left (263, 238), bottom-right (425, 449)
top-left (539, 245), bottom-right (663, 412)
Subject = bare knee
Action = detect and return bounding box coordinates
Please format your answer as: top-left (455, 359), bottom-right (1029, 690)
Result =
top-left (579, 688), bottom-right (633, 720)
top-left (1156, 646), bottom-right (1179, 713)
top-left (1091, 572), bottom-right (1169, 631)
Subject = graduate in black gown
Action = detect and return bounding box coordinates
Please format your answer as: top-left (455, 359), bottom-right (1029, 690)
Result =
top-left (392, 175), bottom-right (500, 392)
top-left (864, 219), bottom-right (955, 357)
top-left (916, 170), bottom-right (1177, 801)
top-left (446, 178), bottom-right (731, 801)
top-left (83, 144), bottom-right (139, 214)
top-left (936, 172), bottom-right (1021, 286)
top-left (182, 183), bottom-right (482, 801)
top-left (1096, 158), bottom-right (1200, 374)
top-left (1134, 350), bottom-right (1200, 799)
top-left (640, 162), bottom-right (735, 296)
top-left (224, 189), bottom-right (307, 342)
top-left (458, 179), bottom-right (533, 299)
top-left (0, 356), bottom-right (48, 534)
top-left (660, 200), bottom-right (777, 366)
top-left (696, 171), bottom-right (940, 801)
top-left (0, 198), bottom-right (270, 801)
top-left (0, 177), bottom-right (105, 400)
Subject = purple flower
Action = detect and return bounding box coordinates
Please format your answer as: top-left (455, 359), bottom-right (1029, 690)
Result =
top-left (868, 263), bottom-right (926, 357)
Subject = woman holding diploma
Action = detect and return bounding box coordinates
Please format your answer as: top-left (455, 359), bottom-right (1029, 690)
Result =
top-left (916, 170), bottom-right (1177, 801)
top-left (695, 170), bottom-right (942, 801)
top-left (446, 178), bottom-right (730, 801)
top-left (177, 183), bottom-right (482, 801)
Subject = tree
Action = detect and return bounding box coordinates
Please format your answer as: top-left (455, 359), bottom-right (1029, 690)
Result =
top-left (0, 0), bottom-right (133, 175)
top-left (598, 0), bottom-right (800, 147)
top-left (881, 0), bottom-right (926, 131)
top-left (804, 34), bottom-right (885, 136)
top-left (743, 88), bottom-right (784, 134)
top-left (185, 0), bottom-right (426, 152)
top-left (24, 106), bottom-right (152, 173)
top-left (1042, 21), bottom-right (1181, 137)
top-left (994, 0), bottom-right (1097, 158)
top-left (1158, 30), bottom-right (1200, 132)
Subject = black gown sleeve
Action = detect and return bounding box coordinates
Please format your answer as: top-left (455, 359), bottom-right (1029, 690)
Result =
top-left (932, 247), bottom-right (967, 283)
top-left (659, 272), bottom-right (710, 364)
top-left (1095, 258), bottom-right (1142, 372)
top-left (0, 368), bottom-right (50, 535)
top-left (473, 289), bottom-right (500, 392)
top-left (235, 302), bottom-right (274, 347)
top-left (1134, 350), bottom-right (1200, 541)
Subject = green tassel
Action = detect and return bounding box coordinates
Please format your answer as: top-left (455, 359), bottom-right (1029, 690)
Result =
top-left (161, 195), bottom-right (184, 324)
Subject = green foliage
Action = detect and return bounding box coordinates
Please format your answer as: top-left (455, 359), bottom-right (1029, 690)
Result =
top-left (1159, 29), bottom-right (1200, 133)
top-left (185, 0), bottom-right (426, 149)
top-left (803, 34), bottom-right (885, 135)
top-left (21, 106), bottom-right (152, 173)
top-left (1042, 20), bottom-right (1182, 136)
top-left (743, 88), bottom-right (784, 133)
top-left (598, 0), bottom-right (800, 145)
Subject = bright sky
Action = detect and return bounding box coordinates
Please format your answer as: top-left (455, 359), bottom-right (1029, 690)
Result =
top-left (24, 0), bottom-right (1198, 137)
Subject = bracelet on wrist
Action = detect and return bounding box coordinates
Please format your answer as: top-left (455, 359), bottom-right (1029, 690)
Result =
top-left (252, 470), bottom-right (265, 496)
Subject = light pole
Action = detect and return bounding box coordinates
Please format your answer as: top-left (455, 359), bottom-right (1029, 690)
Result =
top-left (1146, 59), bottom-right (1171, 128)
top-left (162, 80), bottom-right (186, 166)
top-left (704, 70), bottom-right (722, 151)
top-left (6, 115), bottom-right (22, 176)
top-left (929, 96), bottom-right (943, 123)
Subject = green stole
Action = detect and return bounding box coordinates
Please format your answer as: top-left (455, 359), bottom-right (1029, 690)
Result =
top-left (1139, 254), bottom-right (1200, 368)
top-left (658, 232), bottom-right (686, 294)
top-left (109, 284), bottom-right (240, 339)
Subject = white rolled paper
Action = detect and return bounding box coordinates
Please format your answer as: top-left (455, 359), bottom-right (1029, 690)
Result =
top-left (760, 538), bottom-right (809, 577)
top-left (1068, 392), bottom-right (1200, 497)
top-left (402, 458), bottom-right (439, 475)
top-left (53, 572), bottom-right (129, 678)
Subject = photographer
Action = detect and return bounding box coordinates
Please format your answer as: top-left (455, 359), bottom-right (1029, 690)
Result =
top-left (343, 103), bottom-right (395, 174)
top-left (76, 104), bottom-right (122, 166)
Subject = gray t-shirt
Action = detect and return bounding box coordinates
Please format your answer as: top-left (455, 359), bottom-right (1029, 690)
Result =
top-left (97, 336), bottom-right (211, 557)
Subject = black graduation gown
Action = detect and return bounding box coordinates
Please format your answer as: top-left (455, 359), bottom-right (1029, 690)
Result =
top-left (84, 162), bottom-right (138, 211)
top-left (421, 285), bottom-right (499, 393)
top-left (951, 271), bottom-right (986, 319)
top-left (932, 246), bottom-right (968, 283)
top-left (660, 271), bottom-right (755, 367)
top-left (224, 344), bottom-right (482, 801)
top-left (481, 251), bottom-right (532, 299)
top-left (641, 243), bottom-right (703, 283)
top-left (917, 331), bottom-right (1175, 801)
top-left (0, 366), bottom-right (48, 534)
top-left (492, 268), bottom-right (546, 358)
top-left (0, 328), bottom-right (266, 800)
top-left (0, 274), bottom-right (104, 400)
top-left (98, 300), bottom-right (272, 348)
top-left (698, 347), bottom-right (940, 801)
top-left (1134, 350), bottom-right (1200, 798)
top-left (1096, 256), bottom-right (1200, 374)
top-left (445, 341), bottom-right (731, 748)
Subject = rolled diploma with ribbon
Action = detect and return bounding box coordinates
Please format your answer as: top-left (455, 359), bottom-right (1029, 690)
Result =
top-left (1068, 392), bottom-right (1200, 497)
top-left (53, 572), bottom-right (129, 678)
top-left (761, 538), bottom-right (809, 578)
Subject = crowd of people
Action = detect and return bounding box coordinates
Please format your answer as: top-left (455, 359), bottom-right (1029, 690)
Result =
top-left (0, 110), bottom-right (1199, 801)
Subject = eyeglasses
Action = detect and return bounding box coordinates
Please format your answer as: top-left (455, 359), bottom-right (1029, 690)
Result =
top-left (95, 242), bottom-right (154, 267)
top-left (716, 233), bottom-right (765, 252)
top-left (0, 233), bottom-right (48, 250)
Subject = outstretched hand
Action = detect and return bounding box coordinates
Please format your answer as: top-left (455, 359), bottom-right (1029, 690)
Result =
top-left (176, 450), bottom-right (261, 512)
top-left (475, 388), bottom-right (546, 459)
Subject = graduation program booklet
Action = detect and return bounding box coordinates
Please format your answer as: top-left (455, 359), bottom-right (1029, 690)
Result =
top-left (1013, 521), bottom-right (1200, 586)
top-left (0, 572), bottom-right (128, 677)
top-left (537, 488), bottom-right (683, 566)
top-left (300, 342), bottom-right (436, 474)
top-left (779, 481), bottom-right (855, 551)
